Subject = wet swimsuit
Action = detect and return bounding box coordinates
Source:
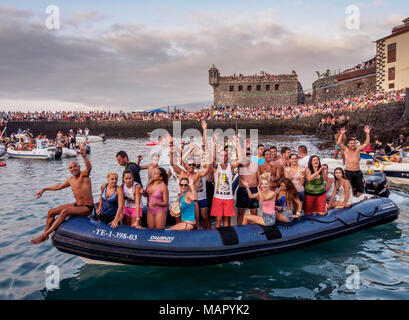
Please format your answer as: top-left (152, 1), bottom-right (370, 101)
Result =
top-left (74, 203), bottom-right (94, 213)
top-left (148, 182), bottom-right (166, 215)
top-left (99, 185), bottom-right (118, 223)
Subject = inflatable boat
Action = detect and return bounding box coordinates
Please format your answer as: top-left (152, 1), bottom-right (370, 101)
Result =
top-left (0, 161), bottom-right (6, 167)
top-left (51, 196), bottom-right (399, 266)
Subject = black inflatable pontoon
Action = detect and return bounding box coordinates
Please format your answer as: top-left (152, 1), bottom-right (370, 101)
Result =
top-left (51, 197), bottom-right (399, 266)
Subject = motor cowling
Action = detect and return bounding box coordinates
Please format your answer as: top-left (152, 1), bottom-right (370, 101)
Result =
top-left (54, 146), bottom-right (63, 160)
top-left (365, 172), bottom-right (390, 198)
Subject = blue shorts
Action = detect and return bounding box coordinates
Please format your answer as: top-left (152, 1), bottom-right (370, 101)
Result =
top-left (198, 198), bottom-right (208, 209)
top-left (279, 208), bottom-right (294, 223)
top-left (297, 191), bottom-right (305, 203)
top-left (262, 213), bottom-right (276, 226)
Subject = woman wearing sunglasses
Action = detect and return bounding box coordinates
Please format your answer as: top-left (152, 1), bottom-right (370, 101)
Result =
top-left (168, 177), bottom-right (197, 230)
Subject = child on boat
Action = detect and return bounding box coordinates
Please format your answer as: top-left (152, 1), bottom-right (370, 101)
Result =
top-left (122, 170), bottom-right (143, 228)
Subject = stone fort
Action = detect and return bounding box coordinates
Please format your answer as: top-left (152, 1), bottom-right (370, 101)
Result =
top-left (209, 65), bottom-right (305, 107)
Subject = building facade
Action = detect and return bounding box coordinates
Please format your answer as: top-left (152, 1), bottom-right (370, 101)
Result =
top-left (209, 65), bottom-right (305, 107)
top-left (376, 17), bottom-right (409, 92)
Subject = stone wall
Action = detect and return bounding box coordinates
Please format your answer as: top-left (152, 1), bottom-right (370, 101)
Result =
top-left (312, 74), bottom-right (376, 104)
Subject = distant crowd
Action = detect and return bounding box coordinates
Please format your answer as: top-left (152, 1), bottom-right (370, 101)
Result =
top-left (0, 89), bottom-right (406, 125)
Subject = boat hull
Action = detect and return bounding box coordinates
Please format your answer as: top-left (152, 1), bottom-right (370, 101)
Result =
top-left (7, 148), bottom-right (52, 160)
top-left (52, 197), bottom-right (399, 266)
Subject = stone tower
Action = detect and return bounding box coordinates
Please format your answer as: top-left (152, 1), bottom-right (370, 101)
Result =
top-left (209, 64), bottom-right (219, 86)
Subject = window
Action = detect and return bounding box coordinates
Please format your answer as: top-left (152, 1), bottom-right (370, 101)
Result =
top-left (388, 67), bottom-right (395, 81)
top-left (388, 43), bottom-right (396, 63)
top-left (229, 85), bottom-right (234, 92)
top-left (266, 84), bottom-right (270, 91)
top-left (256, 84), bottom-right (261, 91)
top-left (357, 83), bottom-right (364, 89)
top-left (238, 85), bottom-right (243, 92)
top-left (275, 84), bottom-right (280, 90)
top-left (247, 85), bottom-right (252, 91)
top-left (389, 83), bottom-right (395, 89)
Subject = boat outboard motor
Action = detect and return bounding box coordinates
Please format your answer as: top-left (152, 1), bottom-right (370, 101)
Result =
top-left (55, 146), bottom-right (63, 160)
top-left (85, 145), bottom-right (91, 154)
top-left (100, 133), bottom-right (106, 141)
top-left (365, 172), bottom-right (390, 198)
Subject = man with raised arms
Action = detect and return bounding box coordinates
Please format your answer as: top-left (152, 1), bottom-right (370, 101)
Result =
top-left (30, 145), bottom-right (94, 244)
top-left (337, 125), bottom-right (371, 197)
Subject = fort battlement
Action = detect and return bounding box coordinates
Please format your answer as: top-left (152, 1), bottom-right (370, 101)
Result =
top-left (209, 65), bottom-right (304, 107)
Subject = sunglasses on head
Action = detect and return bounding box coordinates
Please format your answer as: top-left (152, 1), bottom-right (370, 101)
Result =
top-left (179, 183), bottom-right (188, 187)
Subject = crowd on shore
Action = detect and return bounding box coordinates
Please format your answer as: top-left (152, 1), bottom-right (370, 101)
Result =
top-left (1, 90), bottom-right (405, 125)
top-left (30, 120), bottom-right (392, 244)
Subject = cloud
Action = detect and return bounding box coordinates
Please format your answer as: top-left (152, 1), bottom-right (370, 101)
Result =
top-left (67, 10), bottom-right (105, 27)
top-left (0, 6), bottom-right (394, 111)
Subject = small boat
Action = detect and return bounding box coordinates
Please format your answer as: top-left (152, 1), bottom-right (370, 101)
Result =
top-left (7, 147), bottom-right (56, 160)
top-left (0, 161), bottom-right (6, 167)
top-left (76, 135), bottom-right (104, 144)
top-left (62, 148), bottom-right (77, 158)
top-left (146, 141), bottom-right (158, 146)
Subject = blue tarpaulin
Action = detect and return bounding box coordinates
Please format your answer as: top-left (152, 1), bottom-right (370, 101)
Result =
top-left (148, 108), bottom-right (167, 113)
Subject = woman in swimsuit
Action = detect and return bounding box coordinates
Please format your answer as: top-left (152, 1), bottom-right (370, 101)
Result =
top-left (96, 172), bottom-right (125, 228)
top-left (275, 178), bottom-right (303, 223)
top-left (241, 174), bottom-right (278, 226)
top-left (284, 153), bottom-right (306, 203)
top-left (329, 167), bottom-right (353, 209)
top-left (168, 177), bottom-right (197, 230)
top-left (144, 167), bottom-right (169, 229)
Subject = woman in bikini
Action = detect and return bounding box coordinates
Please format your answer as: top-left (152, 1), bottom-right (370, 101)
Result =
top-left (168, 177), bottom-right (197, 230)
top-left (275, 178), bottom-right (303, 223)
top-left (329, 167), bottom-right (353, 209)
top-left (144, 167), bottom-right (169, 229)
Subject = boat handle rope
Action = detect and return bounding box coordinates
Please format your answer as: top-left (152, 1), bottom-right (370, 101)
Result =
top-left (302, 216), bottom-right (352, 227)
top-left (356, 205), bottom-right (379, 222)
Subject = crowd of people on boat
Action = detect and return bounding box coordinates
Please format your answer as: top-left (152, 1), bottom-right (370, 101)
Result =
top-left (1, 89), bottom-right (405, 125)
top-left (4, 128), bottom-right (91, 152)
top-left (30, 120), bottom-right (383, 244)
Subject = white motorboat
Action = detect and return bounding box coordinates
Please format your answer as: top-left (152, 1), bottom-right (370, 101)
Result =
top-left (7, 147), bottom-right (55, 160)
top-left (75, 135), bottom-right (104, 144)
top-left (321, 157), bottom-right (409, 185)
top-left (62, 147), bottom-right (77, 157)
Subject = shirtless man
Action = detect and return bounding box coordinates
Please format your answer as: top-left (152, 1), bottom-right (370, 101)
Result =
top-left (258, 149), bottom-right (281, 190)
top-left (270, 146), bottom-right (281, 162)
top-left (30, 145), bottom-right (94, 244)
top-left (337, 125), bottom-right (371, 197)
top-left (138, 152), bottom-right (160, 182)
top-left (237, 143), bottom-right (260, 225)
top-left (334, 129), bottom-right (346, 162)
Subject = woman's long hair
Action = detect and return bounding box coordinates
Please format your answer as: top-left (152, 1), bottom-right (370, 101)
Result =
top-left (280, 178), bottom-right (299, 212)
top-left (148, 167), bottom-right (169, 186)
top-left (334, 167), bottom-right (346, 182)
top-left (308, 155), bottom-right (322, 175)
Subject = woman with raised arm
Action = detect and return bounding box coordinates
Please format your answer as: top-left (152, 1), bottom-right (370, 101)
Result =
top-left (168, 178), bottom-right (197, 230)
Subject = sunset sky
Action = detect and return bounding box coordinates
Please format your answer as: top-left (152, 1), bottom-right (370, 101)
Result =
top-left (0, 0), bottom-right (407, 111)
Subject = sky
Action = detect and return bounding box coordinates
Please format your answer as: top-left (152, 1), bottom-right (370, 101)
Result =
top-left (0, 0), bottom-right (407, 111)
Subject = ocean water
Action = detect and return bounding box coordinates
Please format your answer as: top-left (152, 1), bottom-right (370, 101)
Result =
top-left (0, 136), bottom-right (408, 300)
